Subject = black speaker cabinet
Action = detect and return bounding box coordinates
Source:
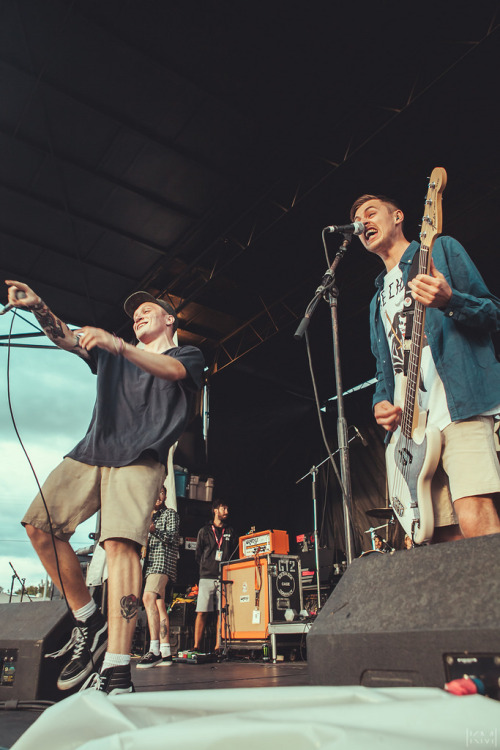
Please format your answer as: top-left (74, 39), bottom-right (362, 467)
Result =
top-left (169, 625), bottom-right (193, 655)
top-left (0, 601), bottom-right (74, 702)
top-left (169, 599), bottom-right (197, 627)
top-left (308, 534), bottom-right (500, 691)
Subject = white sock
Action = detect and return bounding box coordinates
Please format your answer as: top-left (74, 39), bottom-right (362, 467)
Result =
top-left (102, 653), bottom-right (130, 670)
top-left (73, 599), bottom-right (96, 623)
top-left (160, 643), bottom-right (171, 657)
top-left (149, 640), bottom-right (160, 655)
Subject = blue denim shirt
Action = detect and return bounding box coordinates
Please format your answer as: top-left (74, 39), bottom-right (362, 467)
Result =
top-left (370, 236), bottom-right (500, 421)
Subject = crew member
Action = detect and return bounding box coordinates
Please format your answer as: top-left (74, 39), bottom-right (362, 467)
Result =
top-left (193, 500), bottom-right (234, 653)
top-left (5, 280), bottom-right (204, 694)
top-left (350, 195), bottom-right (500, 542)
top-left (403, 535), bottom-right (413, 550)
top-left (373, 534), bottom-right (392, 552)
top-left (137, 485), bottom-right (179, 668)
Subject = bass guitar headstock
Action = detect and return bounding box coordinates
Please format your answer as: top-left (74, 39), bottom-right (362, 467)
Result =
top-left (420, 167), bottom-right (447, 271)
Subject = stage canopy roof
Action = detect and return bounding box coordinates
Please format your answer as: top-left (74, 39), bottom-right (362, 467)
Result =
top-left (1, 0), bottom-right (499, 400)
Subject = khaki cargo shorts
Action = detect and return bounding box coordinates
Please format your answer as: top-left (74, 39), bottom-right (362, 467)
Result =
top-left (432, 416), bottom-right (500, 527)
top-left (22, 455), bottom-right (166, 547)
top-left (144, 573), bottom-right (170, 596)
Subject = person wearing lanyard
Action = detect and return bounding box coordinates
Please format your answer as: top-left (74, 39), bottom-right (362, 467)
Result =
top-left (193, 500), bottom-right (234, 653)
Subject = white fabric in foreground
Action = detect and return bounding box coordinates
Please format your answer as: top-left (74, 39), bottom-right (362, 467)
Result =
top-left (165, 440), bottom-right (178, 511)
top-left (85, 543), bottom-right (107, 587)
top-left (12, 685), bottom-right (500, 750)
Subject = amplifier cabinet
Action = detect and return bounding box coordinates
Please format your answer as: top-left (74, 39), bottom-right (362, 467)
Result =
top-left (238, 529), bottom-right (289, 558)
top-left (221, 554), bottom-right (303, 640)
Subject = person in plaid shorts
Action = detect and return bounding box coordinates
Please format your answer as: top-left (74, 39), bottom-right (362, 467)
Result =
top-left (137, 485), bottom-right (180, 668)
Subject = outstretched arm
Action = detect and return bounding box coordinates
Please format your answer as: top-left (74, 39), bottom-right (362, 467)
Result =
top-left (6, 279), bottom-right (188, 380)
top-left (77, 327), bottom-right (187, 381)
top-left (5, 279), bottom-right (90, 360)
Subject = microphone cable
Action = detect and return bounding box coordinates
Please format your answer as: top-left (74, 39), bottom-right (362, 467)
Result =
top-left (4, 310), bottom-right (101, 686)
top-left (5, 310), bottom-right (70, 606)
top-left (304, 328), bottom-right (346, 498)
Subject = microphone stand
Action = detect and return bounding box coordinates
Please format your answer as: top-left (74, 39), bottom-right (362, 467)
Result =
top-left (8, 562), bottom-right (33, 602)
top-left (295, 234), bottom-right (356, 566)
top-left (296, 432), bottom-right (360, 610)
top-left (218, 540), bottom-right (241, 659)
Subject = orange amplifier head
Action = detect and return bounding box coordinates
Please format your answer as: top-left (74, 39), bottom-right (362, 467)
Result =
top-left (238, 529), bottom-right (289, 558)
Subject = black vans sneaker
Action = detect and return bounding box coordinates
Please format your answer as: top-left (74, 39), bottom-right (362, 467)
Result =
top-left (50, 609), bottom-right (108, 690)
top-left (136, 651), bottom-right (162, 669)
top-left (81, 665), bottom-right (135, 695)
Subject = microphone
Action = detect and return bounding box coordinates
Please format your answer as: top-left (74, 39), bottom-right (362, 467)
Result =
top-left (0, 289), bottom-right (27, 315)
top-left (353, 426), bottom-right (368, 447)
top-left (324, 221), bottom-right (365, 235)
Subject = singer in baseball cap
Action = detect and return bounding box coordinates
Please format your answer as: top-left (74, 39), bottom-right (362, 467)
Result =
top-left (6, 276), bottom-right (204, 695)
top-left (124, 291), bottom-right (178, 333)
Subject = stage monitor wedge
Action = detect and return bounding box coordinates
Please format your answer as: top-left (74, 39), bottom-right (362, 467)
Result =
top-left (307, 533), bottom-right (500, 693)
top-left (0, 600), bottom-right (75, 702)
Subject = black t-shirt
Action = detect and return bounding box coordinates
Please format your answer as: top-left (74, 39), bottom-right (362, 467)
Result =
top-left (66, 345), bottom-right (205, 467)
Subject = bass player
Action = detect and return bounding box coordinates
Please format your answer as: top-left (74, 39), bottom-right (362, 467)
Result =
top-left (350, 193), bottom-right (500, 543)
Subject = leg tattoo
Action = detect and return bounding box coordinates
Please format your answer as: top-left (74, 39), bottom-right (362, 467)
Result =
top-left (120, 594), bottom-right (139, 622)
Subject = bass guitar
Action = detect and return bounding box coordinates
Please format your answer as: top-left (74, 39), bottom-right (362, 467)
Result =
top-left (385, 167), bottom-right (447, 544)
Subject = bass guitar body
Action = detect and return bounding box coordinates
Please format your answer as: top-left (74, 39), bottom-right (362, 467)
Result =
top-left (386, 413), bottom-right (441, 544)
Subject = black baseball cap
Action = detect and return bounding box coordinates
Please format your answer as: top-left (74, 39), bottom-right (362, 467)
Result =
top-left (124, 291), bottom-right (178, 331)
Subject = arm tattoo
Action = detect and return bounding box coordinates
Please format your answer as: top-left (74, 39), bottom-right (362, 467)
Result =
top-left (120, 594), bottom-right (139, 622)
top-left (31, 302), bottom-right (66, 341)
top-left (32, 300), bottom-right (87, 358)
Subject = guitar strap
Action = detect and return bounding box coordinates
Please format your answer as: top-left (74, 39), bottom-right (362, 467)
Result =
top-left (401, 250), bottom-right (421, 376)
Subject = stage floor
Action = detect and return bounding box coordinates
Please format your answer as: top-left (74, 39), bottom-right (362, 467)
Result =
top-left (1, 657), bottom-right (310, 748)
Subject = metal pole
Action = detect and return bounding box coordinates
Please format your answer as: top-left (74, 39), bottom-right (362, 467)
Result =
top-left (311, 467), bottom-right (322, 608)
top-left (328, 285), bottom-right (355, 564)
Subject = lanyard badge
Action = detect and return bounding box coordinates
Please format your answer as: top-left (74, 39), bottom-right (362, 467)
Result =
top-left (213, 525), bottom-right (224, 561)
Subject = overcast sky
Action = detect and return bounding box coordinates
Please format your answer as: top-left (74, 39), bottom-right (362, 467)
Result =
top-left (0, 308), bottom-right (97, 594)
